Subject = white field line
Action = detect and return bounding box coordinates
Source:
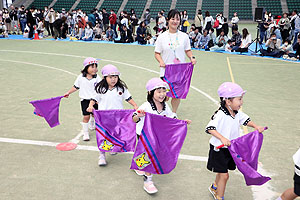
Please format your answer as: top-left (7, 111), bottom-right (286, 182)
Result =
top-left (0, 137), bottom-right (208, 161)
top-left (0, 50), bottom-right (277, 199)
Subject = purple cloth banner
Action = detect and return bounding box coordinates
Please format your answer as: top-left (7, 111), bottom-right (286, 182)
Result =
top-left (163, 62), bottom-right (194, 99)
top-left (130, 113), bottom-right (187, 174)
top-left (94, 110), bottom-right (136, 153)
top-left (29, 96), bottom-right (64, 128)
top-left (228, 130), bottom-right (271, 186)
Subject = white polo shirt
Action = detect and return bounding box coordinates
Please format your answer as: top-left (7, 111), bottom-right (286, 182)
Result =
top-left (294, 148), bottom-right (300, 175)
top-left (92, 87), bottom-right (132, 110)
top-left (74, 74), bottom-right (101, 100)
top-left (134, 101), bottom-right (176, 135)
top-left (155, 30), bottom-right (191, 77)
top-left (205, 106), bottom-right (250, 147)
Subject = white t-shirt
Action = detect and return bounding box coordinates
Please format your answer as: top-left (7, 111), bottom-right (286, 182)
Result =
top-left (158, 16), bottom-right (166, 29)
top-left (92, 87), bottom-right (132, 110)
top-left (205, 106), bottom-right (250, 147)
top-left (240, 34), bottom-right (252, 48)
top-left (74, 74), bottom-right (101, 100)
top-left (155, 30), bottom-right (191, 77)
top-left (294, 147), bottom-right (300, 166)
top-left (134, 101), bottom-right (176, 135)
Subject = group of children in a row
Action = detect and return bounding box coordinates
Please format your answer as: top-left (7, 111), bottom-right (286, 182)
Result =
top-left (63, 57), bottom-right (299, 200)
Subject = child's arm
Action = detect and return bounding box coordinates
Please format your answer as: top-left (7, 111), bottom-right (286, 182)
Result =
top-left (208, 130), bottom-right (231, 146)
top-left (127, 98), bottom-right (138, 110)
top-left (247, 121), bottom-right (265, 133)
top-left (86, 99), bottom-right (96, 113)
top-left (64, 86), bottom-right (78, 98)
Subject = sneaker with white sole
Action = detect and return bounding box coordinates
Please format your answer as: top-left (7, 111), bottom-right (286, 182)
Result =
top-left (134, 169), bottom-right (145, 176)
top-left (82, 131), bottom-right (90, 141)
top-left (98, 154), bottom-right (107, 166)
top-left (143, 181), bottom-right (158, 194)
top-left (208, 183), bottom-right (217, 199)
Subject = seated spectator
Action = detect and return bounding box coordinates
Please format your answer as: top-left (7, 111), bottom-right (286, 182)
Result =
top-left (287, 35), bottom-right (300, 60)
top-left (136, 21), bottom-right (147, 45)
top-left (102, 31), bottom-right (107, 41)
top-left (235, 28), bottom-right (252, 52)
top-left (93, 22), bottom-right (102, 40)
top-left (210, 30), bottom-right (228, 51)
top-left (225, 39), bottom-right (233, 52)
top-left (196, 29), bottom-right (210, 49)
top-left (270, 24), bottom-right (282, 41)
top-left (260, 33), bottom-right (283, 57)
top-left (37, 19), bottom-right (44, 38)
top-left (82, 22), bottom-right (93, 41)
top-left (280, 40), bottom-right (293, 56)
top-left (207, 28), bottom-right (216, 48)
top-left (231, 26), bottom-right (242, 51)
top-left (189, 27), bottom-right (200, 48)
top-left (106, 26), bottom-right (116, 41)
top-left (146, 33), bottom-right (155, 45)
top-left (0, 19), bottom-right (8, 38)
top-left (114, 25), bottom-right (133, 43)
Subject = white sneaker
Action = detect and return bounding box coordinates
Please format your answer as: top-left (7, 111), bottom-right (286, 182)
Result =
top-left (134, 169), bottom-right (145, 176)
top-left (82, 131), bottom-right (90, 141)
top-left (143, 181), bottom-right (158, 194)
top-left (98, 154), bottom-right (107, 166)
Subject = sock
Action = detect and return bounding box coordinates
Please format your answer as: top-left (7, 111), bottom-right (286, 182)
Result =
top-left (100, 151), bottom-right (105, 156)
top-left (276, 197), bottom-right (282, 200)
top-left (211, 183), bottom-right (217, 190)
top-left (144, 174), bottom-right (153, 182)
top-left (81, 122), bottom-right (89, 133)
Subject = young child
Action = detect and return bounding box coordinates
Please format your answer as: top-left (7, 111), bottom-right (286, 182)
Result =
top-left (277, 147), bottom-right (300, 200)
top-left (132, 78), bottom-right (191, 194)
top-left (87, 64), bottom-right (138, 166)
top-left (64, 57), bottom-right (100, 141)
top-left (205, 82), bottom-right (265, 200)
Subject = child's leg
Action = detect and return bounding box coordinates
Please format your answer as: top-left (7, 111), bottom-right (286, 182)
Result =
top-left (279, 188), bottom-right (298, 200)
top-left (98, 151), bottom-right (107, 166)
top-left (171, 98), bottom-right (181, 113)
top-left (143, 172), bottom-right (158, 194)
top-left (88, 115), bottom-right (95, 130)
top-left (81, 115), bottom-right (90, 141)
top-left (215, 172), bottom-right (229, 198)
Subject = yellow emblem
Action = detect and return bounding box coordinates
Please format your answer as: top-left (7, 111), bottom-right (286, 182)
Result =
top-left (135, 153), bottom-right (151, 168)
top-left (100, 140), bottom-right (114, 151)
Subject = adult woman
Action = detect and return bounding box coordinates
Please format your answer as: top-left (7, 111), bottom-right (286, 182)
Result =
top-left (136, 21), bottom-right (146, 44)
top-left (204, 11), bottom-right (214, 31)
top-left (154, 9), bottom-right (197, 113)
top-left (279, 13), bottom-right (291, 42)
top-left (236, 28), bottom-right (252, 52)
top-left (181, 10), bottom-right (188, 33)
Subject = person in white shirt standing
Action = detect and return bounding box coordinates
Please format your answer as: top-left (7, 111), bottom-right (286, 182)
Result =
top-left (64, 57), bottom-right (101, 141)
top-left (206, 82), bottom-right (265, 200)
top-left (154, 9), bottom-right (197, 114)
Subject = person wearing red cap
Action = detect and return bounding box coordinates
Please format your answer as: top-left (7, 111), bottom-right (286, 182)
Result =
top-left (87, 64), bottom-right (138, 166)
top-left (64, 57), bottom-right (101, 141)
top-left (205, 82), bottom-right (265, 200)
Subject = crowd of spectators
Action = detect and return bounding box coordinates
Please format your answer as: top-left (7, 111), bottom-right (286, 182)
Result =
top-left (0, 5), bottom-right (299, 60)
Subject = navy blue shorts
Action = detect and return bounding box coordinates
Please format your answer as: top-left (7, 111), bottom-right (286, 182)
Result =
top-left (81, 99), bottom-right (98, 116)
top-left (207, 144), bottom-right (236, 173)
top-left (294, 165), bottom-right (300, 196)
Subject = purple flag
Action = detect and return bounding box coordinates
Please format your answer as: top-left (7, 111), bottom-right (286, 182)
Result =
top-left (163, 62), bottom-right (194, 99)
top-left (130, 113), bottom-right (187, 174)
top-left (29, 96), bottom-right (64, 128)
top-left (94, 110), bottom-right (136, 153)
top-left (228, 129), bottom-right (271, 186)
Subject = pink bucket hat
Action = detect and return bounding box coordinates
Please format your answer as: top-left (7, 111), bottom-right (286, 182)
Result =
top-left (83, 57), bottom-right (98, 68)
top-left (217, 82), bottom-right (246, 98)
top-left (101, 64), bottom-right (120, 76)
top-left (146, 78), bottom-right (169, 92)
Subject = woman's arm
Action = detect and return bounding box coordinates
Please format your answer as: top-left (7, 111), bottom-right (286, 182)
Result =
top-left (185, 50), bottom-right (197, 65)
top-left (155, 52), bottom-right (166, 68)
